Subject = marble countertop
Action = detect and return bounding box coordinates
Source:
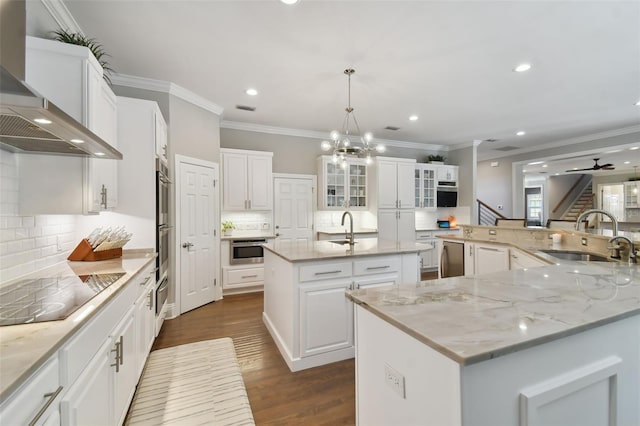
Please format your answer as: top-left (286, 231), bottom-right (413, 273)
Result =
top-left (347, 261), bottom-right (640, 365)
top-left (0, 251), bottom-right (156, 400)
top-left (416, 227), bottom-right (460, 232)
top-left (263, 238), bottom-right (432, 263)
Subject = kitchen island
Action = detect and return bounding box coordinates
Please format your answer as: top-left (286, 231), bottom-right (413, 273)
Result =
top-left (347, 260), bottom-right (640, 425)
top-left (262, 238), bottom-right (430, 371)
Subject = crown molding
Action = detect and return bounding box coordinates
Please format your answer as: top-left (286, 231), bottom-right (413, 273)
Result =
top-left (40, 0), bottom-right (83, 33)
top-left (111, 73), bottom-right (224, 116)
top-left (448, 139), bottom-right (483, 151)
top-left (220, 120), bottom-right (448, 151)
top-left (479, 124), bottom-right (640, 161)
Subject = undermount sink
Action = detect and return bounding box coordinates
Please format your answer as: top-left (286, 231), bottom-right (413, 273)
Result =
top-left (329, 239), bottom-right (357, 246)
top-left (538, 249), bottom-right (612, 262)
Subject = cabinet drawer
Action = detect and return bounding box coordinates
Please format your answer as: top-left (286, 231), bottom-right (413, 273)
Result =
top-left (353, 256), bottom-right (400, 276)
top-left (1, 357), bottom-right (60, 426)
top-left (227, 267), bottom-right (265, 285)
top-left (415, 231), bottom-right (434, 240)
top-left (299, 262), bottom-right (352, 282)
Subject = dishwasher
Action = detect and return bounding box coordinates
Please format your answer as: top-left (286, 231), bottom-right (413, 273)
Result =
top-left (441, 241), bottom-right (465, 278)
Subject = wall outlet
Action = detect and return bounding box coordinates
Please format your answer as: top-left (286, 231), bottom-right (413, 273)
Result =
top-left (489, 229), bottom-right (497, 235)
top-left (384, 363), bottom-right (406, 399)
top-left (581, 237), bottom-right (588, 246)
top-left (497, 204), bottom-right (503, 210)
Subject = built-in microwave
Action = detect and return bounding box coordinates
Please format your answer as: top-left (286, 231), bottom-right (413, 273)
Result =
top-left (230, 239), bottom-right (266, 265)
top-left (437, 188), bottom-right (458, 207)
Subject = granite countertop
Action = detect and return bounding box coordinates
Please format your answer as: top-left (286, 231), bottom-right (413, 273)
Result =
top-left (347, 261), bottom-right (640, 366)
top-left (0, 251), bottom-right (156, 399)
top-left (221, 232), bottom-right (276, 241)
top-left (263, 238), bottom-right (432, 263)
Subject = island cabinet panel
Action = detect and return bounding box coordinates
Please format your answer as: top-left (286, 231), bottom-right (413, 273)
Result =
top-left (354, 306), bottom-right (640, 426)
top-left (299, 279), bottom-right (354, 357)
top-left (509, 247), bottom-right (547, 270)
top-left (474, 244), bottom-right (510, 275)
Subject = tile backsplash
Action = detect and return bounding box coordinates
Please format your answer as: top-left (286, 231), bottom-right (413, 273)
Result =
top-left (221, 211), bottom-right (272, 231)
top-left (0, 150), bottom-right (78, 282)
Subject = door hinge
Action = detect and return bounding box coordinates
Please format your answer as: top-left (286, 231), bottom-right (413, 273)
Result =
top-left (214, 278), bottom-right (217, 286)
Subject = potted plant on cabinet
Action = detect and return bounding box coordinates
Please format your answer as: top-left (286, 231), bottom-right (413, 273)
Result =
top-left (52, 29), bottom-right (114, 85)
top-left (222, 221), bottom-right (236, 236)
top-left (427, 154), bottom-right (446, 165)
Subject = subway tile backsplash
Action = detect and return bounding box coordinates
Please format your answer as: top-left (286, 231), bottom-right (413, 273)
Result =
top-left (0, 150), bottom-right (77, 282)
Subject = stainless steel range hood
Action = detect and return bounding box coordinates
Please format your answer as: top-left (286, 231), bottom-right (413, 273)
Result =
top-left (0, 0), bottom-right (122, 159)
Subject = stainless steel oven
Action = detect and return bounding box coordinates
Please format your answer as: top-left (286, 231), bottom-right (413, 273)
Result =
top-left (230, 239), bottom-right (266, 265)
top-left (156, 159), bottom-right (171, 281)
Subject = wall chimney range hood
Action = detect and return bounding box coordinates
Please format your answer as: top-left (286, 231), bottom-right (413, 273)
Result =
top-left (0, 67), bottom-right (122, 160)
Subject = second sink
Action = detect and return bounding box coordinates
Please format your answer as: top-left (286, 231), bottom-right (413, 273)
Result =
top-left (538, 249), bottom-right (611, 262)
top-left (329, 239), bottom-right (357, 246)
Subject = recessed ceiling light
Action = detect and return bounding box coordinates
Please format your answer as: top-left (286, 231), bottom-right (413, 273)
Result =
top-left (630, 146), bottom-right (639, 150)
top-left (635, 100), bottom-right (640, 106)
top-left (624, 161), bottom-right (631, 164)
top-left (522, 169), bottom-right (527, 173)
top-left (70, 139), bottom-right (84, 144)
top-left (245, 88), bottom-right (258, 96)
top-left (542, 164), bottom-right (548, 168)
top-left (527, 161), bottom-right (544, 165)
top-left (513, 63), bottom-right (531, 73)
top-left (95, 152), bottom-right (105, 156)
top-left (516, 131), bottom-right (526, 136)
top-left (409, 115), bottom-right (418, 121)
top-left (34, 118), bottom-right (52, 124)
top-left (573, 167), bottom-right (578, 170)
top-left (555, 173), bottom-right (560, 176)
top-left (280, 0), bottom-right (299, 4)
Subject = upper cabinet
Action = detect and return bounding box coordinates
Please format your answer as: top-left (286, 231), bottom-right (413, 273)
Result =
top-left (415, 164), bottom-right (436, 209)
top-left (436, 165), bottom-right (458, 186)
top-left (155, 112), bottom-right (168, 165)
top-left (317, 156), bottom-right (368, 210)
top-left (624, 181), bottom-right (640, 208)
top-left (25, 36), bottom-right (118, 213)
top-left (221, 148), bottom-right (273, 211)
top-left (375, 157), bottom-right (415, 209)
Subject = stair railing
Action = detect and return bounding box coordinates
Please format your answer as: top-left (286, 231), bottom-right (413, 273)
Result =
top-left (552, 175), bottom-right (586, 213)
top-left (477, 199), bottom-right (507, 225)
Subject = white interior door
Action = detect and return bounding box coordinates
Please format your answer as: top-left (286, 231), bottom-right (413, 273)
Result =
top-left (178, 158), bottom-right (219, 314)
top-left (274, 175), bottom-right (314, 243)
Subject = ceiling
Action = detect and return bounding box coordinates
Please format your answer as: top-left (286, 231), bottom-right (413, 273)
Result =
top-left (61, 0), bottom-right (640, 163)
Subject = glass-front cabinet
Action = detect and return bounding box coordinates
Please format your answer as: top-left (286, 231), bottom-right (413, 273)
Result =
top-left (415, 164), bottom-right (436, 209)
top-left (624, 181), bottom-right (640, 208)
top-left (318, 156), bottom-right (368, 209)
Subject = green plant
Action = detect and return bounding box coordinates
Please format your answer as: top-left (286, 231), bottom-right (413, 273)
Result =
top-left (52, 29), bottom-right (114, 85)
top-left (222, 221), bottom-right (236, 232)
top-left (427, 154), bottom-right (446, 162)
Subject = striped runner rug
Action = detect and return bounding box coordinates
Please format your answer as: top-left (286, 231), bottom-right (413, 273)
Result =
top-left (126, 337), bottom-right (255, 426)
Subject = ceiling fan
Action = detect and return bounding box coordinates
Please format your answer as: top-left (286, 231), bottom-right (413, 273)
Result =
top-left (566, 158), bottom-right (615, 172)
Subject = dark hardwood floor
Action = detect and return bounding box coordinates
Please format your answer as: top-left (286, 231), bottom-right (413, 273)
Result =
top-left (151, 292), bottom-right (356, 425)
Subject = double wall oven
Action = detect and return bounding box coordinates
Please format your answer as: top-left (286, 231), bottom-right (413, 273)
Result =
top-left (156, 159), bottom-right (171, 321)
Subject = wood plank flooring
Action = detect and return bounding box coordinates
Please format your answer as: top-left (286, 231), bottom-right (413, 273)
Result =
top-left (151, 293), bottom-right (356, 425)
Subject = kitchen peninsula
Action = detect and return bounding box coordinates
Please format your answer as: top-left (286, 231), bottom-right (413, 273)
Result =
top-left (262, 238), bottom-right (429, 371)
top-left (347, 247), bottom-right (640, 425)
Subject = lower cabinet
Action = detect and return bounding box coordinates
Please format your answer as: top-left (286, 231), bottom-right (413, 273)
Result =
top-left (510, 248), bottom-right (548, 269)
top-left (447, 241), bottom-right (545, 277)
top-left (474, 244), bottom-right (510, 275)
top-left (112, 308), bottom-right (137, 426)
top-left (135, 280), bottom-right (156, 378)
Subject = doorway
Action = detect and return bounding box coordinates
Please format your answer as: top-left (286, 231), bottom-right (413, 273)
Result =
top-left (525, 186), bottom-right (543, 226)
top-left (175, 155), bottom-right (220, 315)
top-left (273, 174), bottom-right (315, 243)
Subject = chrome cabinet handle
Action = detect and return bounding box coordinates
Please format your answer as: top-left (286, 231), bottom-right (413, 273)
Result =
top-left (141, 276), bottom-right (152, 286)
top-left (314, 270), bottom-right (342, 276)
top-left (118, 335), bottom-right (124, 366)
top-left (147, 290), bottom-right (153, 309)
top-left (28, 386), bottom-right (64, 426)
top-left (100, 184), bottom-right (108, 209)
top-left (366, 266), bottom-right (390, 270)
top-left (480, 247), bottom-right (501, 252)
top-left (111, 340), bottom-right (121, 372)
top-left (242, 274), bottom-right (258, 279)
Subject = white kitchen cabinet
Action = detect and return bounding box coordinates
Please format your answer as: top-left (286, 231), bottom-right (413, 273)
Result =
top-left (317, 156), bottom-right (368, 209)
top-left (24, 36), bottom-right (119, 214)
top-left (0, 357), bottom-right (61, 426)
top-left (134, 276), bottom-right (155, 378)
top-left (299, 279), bottom-right (354, 357)
top-left (475, 244), bottom-right (510, 275)
top-left (378, 209), bottom-right (415, 243)
top-left (624, 181), bottom-right (640, 208)
top-left (352, 256), bottom-right (401, 289)
top-left (509, 248), bottom-right (547, 270)
top-left (111, 308), bottom-right (137, 426)
top-left (436, 165), bottom-right (458, 184)
top-left (415, 164), bottom-right (437, 209)
top-left (221, 148), bottom-right (273, 211)
top-left (416, 231), bottom-right (438, 270)
top-left (375, 157), bottom-right (415, 209)
top-left (155, 111), bottom-right (169, 164)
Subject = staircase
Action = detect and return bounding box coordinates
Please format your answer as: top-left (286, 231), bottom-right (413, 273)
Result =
top-left (561, 182), bottom-right (595, 221)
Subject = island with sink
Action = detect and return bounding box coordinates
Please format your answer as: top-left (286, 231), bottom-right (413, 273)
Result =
top-left (262, 237), bottom-right (430, 371)
top-left (346, 224), bottom-right (640, 426)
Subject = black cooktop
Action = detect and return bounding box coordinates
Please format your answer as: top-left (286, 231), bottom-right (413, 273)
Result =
top-left (0, 272), bottom-right (126, 326)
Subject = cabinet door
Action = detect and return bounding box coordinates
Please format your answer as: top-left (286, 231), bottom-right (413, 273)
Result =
top-left (422, 166), bottom-right (436, 208)
top-left (377, 209), bottom-right (398, 242)
top-left (155, 111), bottom-right (168, 163)
top-left (625, 182), bottom-right (640, 208)
top-left (247, 154), bottom-right (272, 210)
top-left (299, 279), bottom-right (354, 357)
top-left (111, 308), bottom-right (137, 426)
top-left (510, 249), bottom-right (547, 270)
top-left (475, 244), bottom-right (510, 275)
top-left (464, 243), bottom-right (475, 276)
top-left (222, 152), bottom-right (248, 210)
top-left (348, 163), bottom-right (367, 208)
top-left (377, 160), bottom-right (398, 208)
top-left (61, 339), bottom-right (113, 426)
top-left (397, 210), bottom-right (416, 243)
top-left (354, 274), bottom-right (399, 290)
top-left (396, 162), bottom-right (415, 209)
top-left (135, 283), bottom-right (155, 378)
top-left (323, 160), bottom-right (347, 209)
top-left (418, 238), bottom-right (438, 269)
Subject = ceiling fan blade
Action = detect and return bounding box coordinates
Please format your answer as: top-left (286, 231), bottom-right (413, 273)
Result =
top-left (599, 163), bottom-right (614, 168)
top-left (602, 166), bottom-right (615, 170)
top-left (565, 167), bottom-right (595, 172)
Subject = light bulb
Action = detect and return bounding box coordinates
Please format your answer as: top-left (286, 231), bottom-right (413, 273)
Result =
top-left (366, 155), bottom-right (372, 165)
top-left (364, 132), bottom-right (373, 143)
top-left (321, 141), bottom-right (332, 151)
top-left (332, 154), bottom-right (338, 163)
top-left (376, 144), bottom-right (386, 153)
top-left (342, 137), bottom-right (350, 147)
top-left (34, 118), bottom-right (52, 124)
top-left (340, 159), bottom-right (347, 170)
top-left (330, 130), bottom-right (340, 141)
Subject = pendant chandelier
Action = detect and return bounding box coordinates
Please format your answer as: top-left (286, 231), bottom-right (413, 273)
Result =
top-left (320, 68), bottom-right (385, 167)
